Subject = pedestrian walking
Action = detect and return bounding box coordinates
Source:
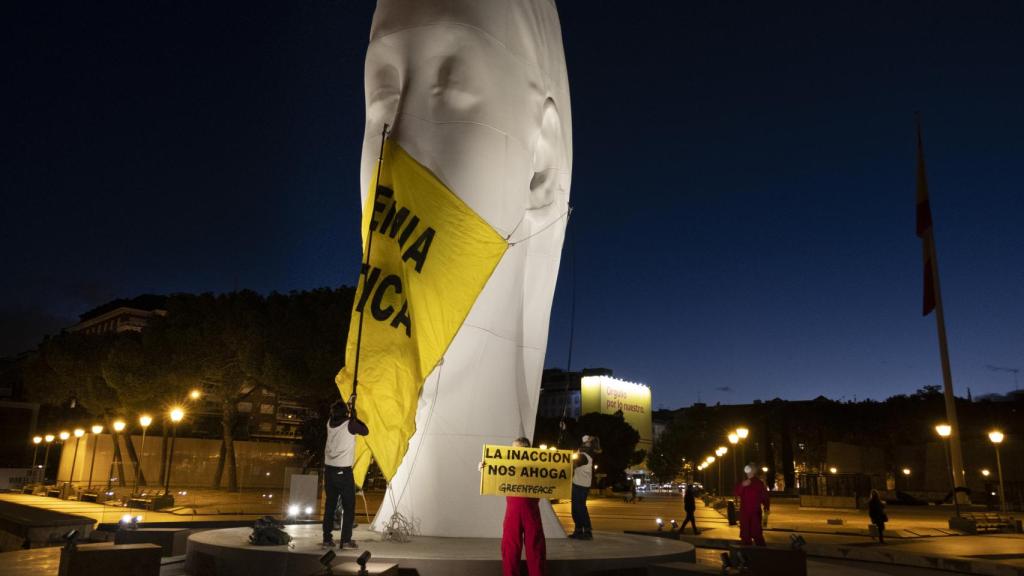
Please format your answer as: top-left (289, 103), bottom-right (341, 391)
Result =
top-left (569, 435), bottom-right (595, 540)
top-left (321, 398), bottom-right (368, 549)
top-left (733, 463), bottom-right (770, 546)
top-left (680, 484), bottom-right (699, 534)
top-left (868, 489), bottom-right (888, 544)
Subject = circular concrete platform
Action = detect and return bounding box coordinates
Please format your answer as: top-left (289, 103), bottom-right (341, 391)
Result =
top-left (185, 524), bottom-right (695, 576)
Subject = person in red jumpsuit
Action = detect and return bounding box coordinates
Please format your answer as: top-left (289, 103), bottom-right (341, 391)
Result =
top-left (734, 463), bottom-right (770, 546)
top-left (482, 437), bottom-right (546, 576)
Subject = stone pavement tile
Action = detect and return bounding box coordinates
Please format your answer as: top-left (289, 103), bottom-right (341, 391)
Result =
top-left (0, 547), bottom-right (61, 576)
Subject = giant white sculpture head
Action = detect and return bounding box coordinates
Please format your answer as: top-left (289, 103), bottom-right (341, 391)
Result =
top-left (360, 0), bottom-right (572, 537)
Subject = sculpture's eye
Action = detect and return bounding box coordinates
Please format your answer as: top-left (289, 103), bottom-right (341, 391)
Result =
top-left (431, 55), bottom-right (480, 112)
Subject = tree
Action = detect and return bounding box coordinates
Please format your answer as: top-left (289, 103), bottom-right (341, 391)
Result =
top-left (576, 410), bottom-right (641, 487)
top-left (647, 434), bottom-right (682, 482)
top-left (23, 287), bottom-right (358, 492)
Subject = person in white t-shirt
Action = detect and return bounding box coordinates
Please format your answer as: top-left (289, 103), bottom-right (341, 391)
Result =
top-left (569, 435), bottom-right (595, 540)
top-left (322, 398), bottom-right (368, 549)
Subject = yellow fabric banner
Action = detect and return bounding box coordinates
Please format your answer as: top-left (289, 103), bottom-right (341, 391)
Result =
top-left (480, 444), bottom-right (574, 499)
top-left (336, 140), bottom-right (508, 485)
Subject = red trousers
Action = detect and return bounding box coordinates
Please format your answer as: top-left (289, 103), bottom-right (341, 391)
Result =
top-left (502, 497), bottom-right (546, 576)
top-left (739, 509), bottom-right (766, 546)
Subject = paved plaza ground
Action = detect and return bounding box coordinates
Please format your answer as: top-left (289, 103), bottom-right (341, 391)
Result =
top-left (1, 489), bottom-right (1021, 574)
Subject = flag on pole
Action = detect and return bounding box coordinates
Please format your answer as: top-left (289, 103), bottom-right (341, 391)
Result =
top-left (336, 140), bottom-right (508, 485)
top-left (916, 122), bottom-right (937, 316)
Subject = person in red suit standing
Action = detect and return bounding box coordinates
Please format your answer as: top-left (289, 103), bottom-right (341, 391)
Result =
top-left (734, 463), bottom-right (770, 546)
top-left (481, 437), bottom-right (546, 576)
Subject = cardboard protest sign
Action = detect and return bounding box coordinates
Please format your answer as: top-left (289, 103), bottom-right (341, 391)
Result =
top-left (480, 444), bottom-right (573, 499)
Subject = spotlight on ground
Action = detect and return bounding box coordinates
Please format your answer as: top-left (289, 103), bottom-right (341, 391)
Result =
top-left (288, 504), bottom-right (300, 517)
top-left (63, 529), bottom-right (78, 551)
top-left (356, 550), bottom-right (372, 576)
top-left (317, 545), bottom-right (337, 569)
top-left (655, 517), bottom-right (664, 531)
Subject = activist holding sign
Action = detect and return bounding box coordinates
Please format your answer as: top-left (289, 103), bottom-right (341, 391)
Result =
top-left (479, 438), bottom-right (562, 576)
top-left (569, 435), bottom-right (597, 540)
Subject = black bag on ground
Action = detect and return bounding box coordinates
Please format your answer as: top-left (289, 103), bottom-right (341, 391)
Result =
top-left (249, 516), bottom-right (292, 546)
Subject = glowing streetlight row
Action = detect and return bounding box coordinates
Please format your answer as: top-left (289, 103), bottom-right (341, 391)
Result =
top-left (30, 408), bottom-right (185, 487)
top-left (34, 410), bottom-right (184, 443)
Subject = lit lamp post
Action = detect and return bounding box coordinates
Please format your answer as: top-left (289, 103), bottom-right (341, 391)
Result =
top-left (716, 447), bottom-right (728, 496)
top-left (706, 456), bottom-right (716, 493)
top-left (43, 434), bottom-right (55, 483)
top-left (728, 433), bottom-right (739, 484)
top-left (935, 423), bottom-right (960, 517)
top-left (164, 407), bottom-right (184, 494)
top-left (736, 427), bottom-right (749, 466)
top-left (135, 414), bottom-right (152, 493)
top-left (988, 430), bottom-right (1006, 514)
top-left (189, 389), bottom-right (202, 401)
top-left (107, 420), bottom-right (127, 491)
top-left (31, 436), bottom-right (42, 475)
top-left (87, 425), bottom-right (103, 490)
top-left (58, 431), bottom-right (71, 488)
top-left (69, 428), bottom-right (85, 493)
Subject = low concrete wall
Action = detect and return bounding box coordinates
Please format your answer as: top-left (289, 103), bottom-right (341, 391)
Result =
top-left (56, 435), bottom-right (304, 490)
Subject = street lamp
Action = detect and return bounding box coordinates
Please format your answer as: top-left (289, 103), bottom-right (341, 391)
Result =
top-left (935, 423), bottom-right (960, 517)
top-left (829, 466), bottom-right (837, 474)
top-left (706, 456), bottom-right (715, 489)
top-left (728, 433), bottom-right (739, 484)
top-left (716, 447), bottom-right (727, 495)
top-left (981, 469), bottom-right (990, 477)
top-left (69, 428), bottom-right (85, 492)
top-left (736, 426), bottom-right (749, 470)
top-left (135, 415), bottom-right (152, 493)
top-left (58, 431), bottom-right (70, 485)
top-left (87, 425), bottom-right (103, 491)
top-left (107, 420), bottom-right (127, 491)
top-left (164, 407), bottom-right (185, 494)
top-left (31, 436), bottom-right (42, 474)
top-left (43, 434), bottom-right (55, 483)
top-left (189, 389), bottom-right (202, 401)
top-left (988, 430), bottom-right (1006, 513)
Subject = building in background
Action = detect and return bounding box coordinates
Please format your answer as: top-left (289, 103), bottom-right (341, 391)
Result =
top-left (66, 294), bottom-right (167, 335)
top-left (539, 368), bottom-right (653, 457)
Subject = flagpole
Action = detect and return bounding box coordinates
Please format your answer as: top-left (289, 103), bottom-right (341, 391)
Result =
top-left (924, 227), bottom-right (967, 505)
top-left (351, 123), bottom-right (389, 406)
top-left (916, 117), bottom-right (968, 506)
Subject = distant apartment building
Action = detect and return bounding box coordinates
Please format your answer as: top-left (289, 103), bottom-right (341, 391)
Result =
top-left (66, 294), bottom-right (167, 335)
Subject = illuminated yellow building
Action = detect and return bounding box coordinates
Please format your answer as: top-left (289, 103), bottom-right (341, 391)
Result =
top-left (581, 375), bottom-right (653, 456)
top-left (539, 369), bottom-right (653, 459)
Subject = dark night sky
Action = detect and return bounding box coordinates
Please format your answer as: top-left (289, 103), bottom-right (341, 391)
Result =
top-left (4, 1), bottom-right (1022, 408)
